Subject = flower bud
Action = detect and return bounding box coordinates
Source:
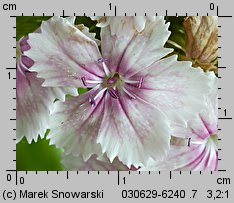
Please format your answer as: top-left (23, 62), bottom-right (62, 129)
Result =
top-left (183, 16), bottom-right (218, 72)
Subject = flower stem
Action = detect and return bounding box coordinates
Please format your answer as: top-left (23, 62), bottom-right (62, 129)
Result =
top-left (167, 39), bottom-right (185, 53)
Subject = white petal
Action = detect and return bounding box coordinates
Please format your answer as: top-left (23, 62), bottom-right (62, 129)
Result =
top-left (90, 16), bottom-right (112, 27)
top-left (48, 87), bottom-right (105, 161)
top-left (75, 24), bottom-right (100, 46)
top-left (16, 36), bottom-right (78, 144)
top-left (101, 16), bottom-right (172, 76)
top-left (65, 16), bottom-right (76, 24)
top-left (135, 55), bottom-right (211, 126)
top-left (134, 16), bottom-right (147, 32)
top-left (142, 138), bottom-right (218, 171)
top-left (25, 16), bottom-right (104, 88)
top-left (97, 92), bottom-right (171, 168)
top-left (16, 66), bottom-right (78, 144)
top-left (62, 153), bottom-right (131, 171)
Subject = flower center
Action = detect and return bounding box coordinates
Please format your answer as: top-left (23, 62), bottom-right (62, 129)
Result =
top-left (81, 58), bottom-right (144, 107)
top-left (107, 74), bottom-right (118, 85)
top-left (104, 72), bottom-right (122, 88)
top-left (209, 134), bottom-right (218, 146)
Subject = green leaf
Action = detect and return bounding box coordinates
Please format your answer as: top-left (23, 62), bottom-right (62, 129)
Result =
top-left (16, 132), bottom-right (63, 171)
top-left (16, 16), bottom-right (51, 40)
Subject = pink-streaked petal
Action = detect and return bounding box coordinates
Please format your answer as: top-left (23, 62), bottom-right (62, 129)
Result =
top-left (62, 153), bottom-right (133, 171)
top-left (144, 72), bottom-right (218, 171)
top-left (188, 115), bottom-right (215, 141)
top-left (97, 93), bottom-right (171, 168)
top-left (17, 36), bottom-right (78, 144)
top-left (199, 72), bottom-right (218, 135)
top-left (101, 17), bottom-right (136, 72)
top-left (142, 137), bottom-right (218, 171)
top-left (16, 65), bottom-right (78, 144)
top-left (25, 16), bottom-right (104, 88)
top-left (101, 17), bottom-right (172, 75)
top-left (49, 87), bottom-right (170, 168)
top-left (48, 87), bottom-right (105, 161)
top-left (171, 71), bottom-right (218, 141)
top-left (172, 114), bottom-right (213, 142)
top-left (119, 17), bottom-right (172, 77)
top-left (132, 55), bottom-right (211, 126)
